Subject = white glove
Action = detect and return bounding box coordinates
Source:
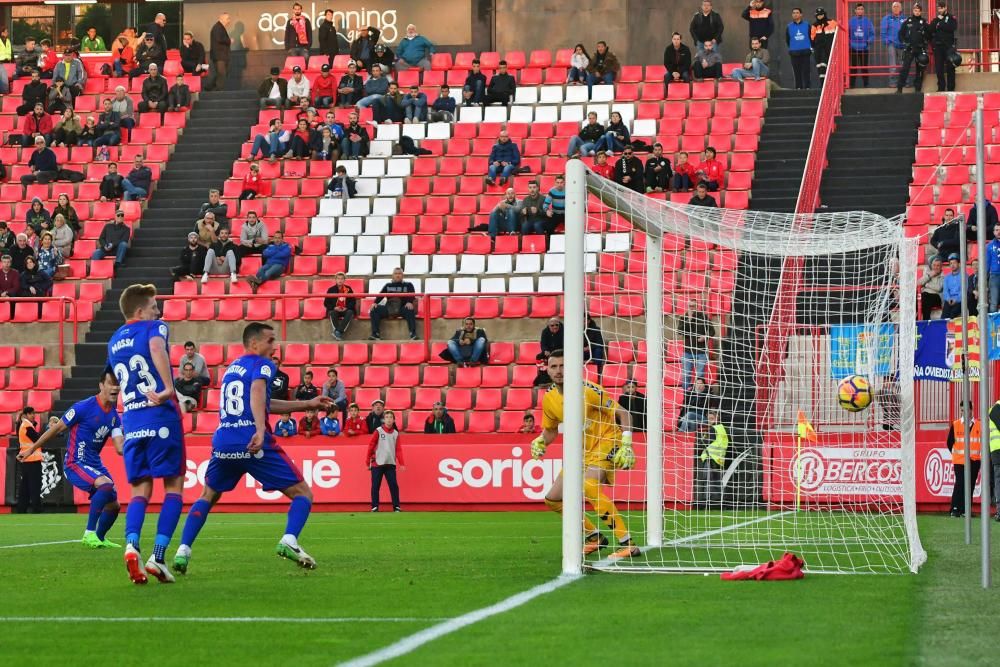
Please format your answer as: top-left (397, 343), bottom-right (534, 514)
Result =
top-left (531, 436), bottom-right (547, 460)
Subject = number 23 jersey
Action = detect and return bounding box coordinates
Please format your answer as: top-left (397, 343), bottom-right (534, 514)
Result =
top-left (107, 319), bottom-right (178, 428)
top-left (213, 354), bottom-right (276, 453)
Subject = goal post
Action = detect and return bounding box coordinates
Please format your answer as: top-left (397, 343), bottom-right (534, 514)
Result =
top-left (562, 160), bottom-right (926, 575)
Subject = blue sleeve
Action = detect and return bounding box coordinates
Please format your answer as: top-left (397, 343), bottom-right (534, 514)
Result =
top-left (61, 402), bottom-right (84, 428)
top-left (150, 320), bottom-right (169, 345)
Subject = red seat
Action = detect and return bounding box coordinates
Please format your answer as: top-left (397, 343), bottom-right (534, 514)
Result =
top-left (414, 387), bottom-right (442, 409)
top-left (489, 342), bottom-right (515, 364)
top-left (370, 344), bottom-right (398, 365)
top-left (340, 343), bottom-right (369, 364)
top-left (454, 367), bottom-right (481, 388)
top-left (17, 346), bottom-right (45, 367)
top-left (363, 366), bottom-right (391, 387)
top-left (474, 388), bottom-right (502, 410)
top-left (385, 387), bottom-right (412, 410)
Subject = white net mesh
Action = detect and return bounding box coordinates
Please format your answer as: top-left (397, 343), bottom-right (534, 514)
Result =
top-left (572, 166), bottom-right (926, 574)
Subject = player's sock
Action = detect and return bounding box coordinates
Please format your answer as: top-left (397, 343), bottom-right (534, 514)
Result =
top-left (544, 497), bottom-right (599, 534)
top-left (124, 495), bottom-right (149, 550)
top-left (88, 484), bottom-right (116, 532)
top-left (180, 498), bottom-right (213, 548)
top-left (96, 506), bottom-right (120, 541)
top-left (283, 496), bottom-right (312, 541)
top-left (152, 492), bottom-right (183, 563)
top-left (584, 478), bottom-right (630, 544)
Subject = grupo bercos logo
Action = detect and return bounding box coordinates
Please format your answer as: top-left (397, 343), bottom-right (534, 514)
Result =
top-left (258, 2), bottom-right (399, 46)
top-left (789, 447), bottom-right (902, 497)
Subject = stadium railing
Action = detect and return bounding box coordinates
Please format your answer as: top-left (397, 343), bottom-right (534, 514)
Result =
top-left (0, 296), bottom-right (80, 363)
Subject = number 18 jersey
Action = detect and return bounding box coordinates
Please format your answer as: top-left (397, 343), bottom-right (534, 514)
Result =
top-left (107, 319), bottom-right (177, 428)
top-left (213, 354), bottom-right (276, 453)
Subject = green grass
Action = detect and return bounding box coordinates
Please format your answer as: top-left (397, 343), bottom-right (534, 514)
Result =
top-left (0, 511), bottom-right (997, 666)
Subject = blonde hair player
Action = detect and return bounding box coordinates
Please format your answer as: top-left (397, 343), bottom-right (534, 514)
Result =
top-left (531, 349), bottom-right (639, 559)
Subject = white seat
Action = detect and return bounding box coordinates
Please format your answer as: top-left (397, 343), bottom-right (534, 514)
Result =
top-left (586, 103), bottom-right (610, 122)
top-left (401, 124), bottom-right (426, 140)
top-left (424, 277), bottom-right (450, 293)
top-left (310, 218), bottom-right (336, 235)
top-left (585, 252), bottom-right (597, 272)
top-left (508, 105), bottom-right (534, 122)
top-left (539, 86), bottom-right (563, 104)
top-left (386, 157), bottom-right (413, 176)
top-left (459, 105), bottom-right (483, 123)
top-left (361, 160), bottom-right (386, 177)
top-left (347, 255), bottom-right (373, 275)
top-left (483, 105), bottom-right (508, 122)
top-left (318, 199), bottom-right (343, 216)
top-left (548, 235), bottom-right (566, 253)
top-left (364, 217), bottom-right (390, 235)
top-left (356, 236), bottom-right (382, 255)
top-left (426, 122), bottom-right (452, 140)
top-left (404, 254), bottom-right (429, 275)
top-left (383, 236), bottom-right (409, 255)
top-left (355, 178), bottom-right (379, 197)
top-left (375, 255), bottom-right (401, 275)
top-left (336, 217), bottom-right (362, 236)
top-left (480, 277), bottom-right (507, 293)
top-left (508, 276), bottom-right (534, 292)
top-left (631, 118), bottom-right (657, 137)
top-left (430, 254), bottom-right (457, 275)
top-left (375, 124), bottom-right (400, 141)
top-left (611, 102), bottom-right (635, 126)
top-left (345, 199), bottom-right (371, 216)
top-left (542, 253), bottom-right (565, 274)
top-left (564, 85), bottom-right (588, 103)
top-left (533, 106), bottom-right (558, 123)
top-left (514, 87), bottom-right (538, 105)
top-left (453, 277), bottom-right (479, 293)
top-left (486, 254), bottom-right (513, 275)
top-left (328, 236), bottom-right (354, 255)
top-left (379, 178), bottom-right (404, 197)
top-left (538, 275), bottom-right (563, 292)
top-left (559, 104), bottom-right (584, 122)
top-left (368, 278), bottom-right (388, 294)
top-left (604, 233), bottom-right (630, 252)
top-left (459, 255), bottom-right (486, 275)
top-left (369, 140), bottom-right (393, 157)
top-left (584, 233), bottom-right (602, 253)
top-left (338, 159), bottom-right (360, 177)
top-left (591, 84), bottom-right (614, 102)
top-left (514, 254), bottom-right (541, 274)
top-left (371, 198), bottom-right (397, 216)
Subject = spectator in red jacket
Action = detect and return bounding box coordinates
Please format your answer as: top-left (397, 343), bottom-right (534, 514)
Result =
top-left (592, 150), bottom-right (614, 179)
top-left (298, 407), bottom-right (322, 438)
top-left (672, 151), bottom-right (696, 191)
top-left (366, 410), bottom-right (403, 512)
top-left (342, 402), bottom-right (366, 436)
top-left (19, 103), bottom-right (52, 147)
top-left (312, 63), bottom-right (337, 108)
top-left (695, 146), bottom-right (725, 191)
top-left (239, 162), bottom-right (264, 200)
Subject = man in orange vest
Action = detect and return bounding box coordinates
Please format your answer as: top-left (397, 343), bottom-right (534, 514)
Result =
top-left (946, 403), bottom-right (981, 517)
top-left (811, 7), bottom-right (839, 84)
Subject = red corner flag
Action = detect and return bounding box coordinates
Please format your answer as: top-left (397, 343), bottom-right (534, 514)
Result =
top-left (797, 411), bottom-right (817, 442)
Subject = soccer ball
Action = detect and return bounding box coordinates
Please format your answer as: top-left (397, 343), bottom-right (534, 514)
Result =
top-left (837, 375), bottom-right (872, 413)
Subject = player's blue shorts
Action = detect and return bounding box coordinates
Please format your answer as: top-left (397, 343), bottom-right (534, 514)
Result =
top-left (64, 461), bottom-right (112, 494)
top-left (205, 445), bottom-right (303, 493)
top-left (122, 416), bottom-right (185, 483)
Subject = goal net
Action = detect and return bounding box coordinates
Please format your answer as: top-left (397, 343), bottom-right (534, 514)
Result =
top-left (560, 160), bottom-right (926, 575)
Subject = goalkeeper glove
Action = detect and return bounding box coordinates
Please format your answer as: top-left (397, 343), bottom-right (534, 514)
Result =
top-left (531, 436), bottom-right (547, 460)
top-left (609, 432), bottom-right (636, 470)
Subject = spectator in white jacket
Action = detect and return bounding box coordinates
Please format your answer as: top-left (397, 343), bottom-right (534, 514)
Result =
top-left (287, 66), bottom-right (311, 106)
top-left (567, 43), bottom-right (590, 84)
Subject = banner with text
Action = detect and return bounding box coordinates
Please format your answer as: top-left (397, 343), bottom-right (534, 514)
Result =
top-left (829, 324), bottom-right (894, 380)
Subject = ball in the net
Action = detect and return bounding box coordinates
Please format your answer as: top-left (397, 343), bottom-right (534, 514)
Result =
top-left (837, 375), bottom-right (872, 413)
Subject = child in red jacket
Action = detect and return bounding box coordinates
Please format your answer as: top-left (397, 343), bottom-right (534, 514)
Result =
top-left (592, 150), bottom-right (614, 180)
top-left (343, 402), bottom-right (367, 436)
top-left (672, 151), bottom-right (696, 192)
top-left (694, 147), bottom-right (725, 191)
top-left (298, 408), bottom-right (322, 438)
top-left (366, 410), bottom-right (404, 512)
top-left (239, 162), bottom-right (264, 200)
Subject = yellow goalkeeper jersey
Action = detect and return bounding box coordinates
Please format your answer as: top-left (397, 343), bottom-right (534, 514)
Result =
top-left (541, 381), bottom-right (621, 466)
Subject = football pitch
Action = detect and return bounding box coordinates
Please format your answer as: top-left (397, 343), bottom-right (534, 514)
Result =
top-left (1, 511), bottom-right (997, 666)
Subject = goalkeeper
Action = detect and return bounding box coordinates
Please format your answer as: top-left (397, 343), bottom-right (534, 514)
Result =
top-left (531, 350), bottom-right (640, 559)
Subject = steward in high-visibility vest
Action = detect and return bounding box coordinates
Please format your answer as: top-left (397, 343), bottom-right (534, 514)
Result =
top-left (700, 416), bottom-right (729, 467)
top-left (15, 407), bottom-right (43, 514)
top-left (947, 410), bottom-right (981, 517)
top-left (697, 412), bottom-right (729, 506)
top-left (989, 400), bottom-right (1000, 521)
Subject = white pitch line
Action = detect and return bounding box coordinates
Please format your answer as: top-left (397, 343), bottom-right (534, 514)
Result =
top-left (336, 574), bottom-right (581, 667)
top-left (0, 616), bottom-right (449, 624)
top-left (0, 539), bottom-right (78, 550)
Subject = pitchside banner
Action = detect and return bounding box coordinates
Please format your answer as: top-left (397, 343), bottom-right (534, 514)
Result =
top-left (829, 324), bottom-right (894, 380)
top-left (916, 442), bottom-right (982, 504)
top-left (183, 0), bottom-right (473, 51)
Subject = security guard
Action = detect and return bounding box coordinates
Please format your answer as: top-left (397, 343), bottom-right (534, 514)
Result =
top-left (697, 410), bottom-right (729, 506)
top-left (946, 402), bottom-right (980, 517)
top-left (929, 1), bottom-right (958, 92)
top-left (811, 7), bottom-right (838, 83)
top-left (988, 398), bottom-right (1000, 521)
top-left (741, 0), bottom-right (775, 50)
top-left (15, 406), bottom-right (43, 514)
top-left (897, 2), bottom-right (930, 93)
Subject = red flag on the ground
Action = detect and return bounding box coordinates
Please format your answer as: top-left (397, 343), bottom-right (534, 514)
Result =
top-left (720, 552), bottom-right (805, 581)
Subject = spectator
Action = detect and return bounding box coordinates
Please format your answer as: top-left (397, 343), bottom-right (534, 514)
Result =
top-left (0, 27), bottom-right (10, 64)
top-left (369, 267), bottom-right (418, 340)
top-left (9, 234), bottom-right (33, 272)
top-left (199, 189), bottom-right (229, 229)
top-left (20, 255), bottom-right (51, 300)
top-left (518, 412), bottom-right (540, 434)
top-left (320, 409), bottom-right (341, 436)
top-left (688, 181), bottom-right (718, 207)
top-left (731, 37), bottom-right (769, 81)
top-left (929, 1), bottom-right (957, 93)
top-left (679, 298), bottom-right (713, 388)
top-left (336, 61), bottom-right (363, 107)
top-left (322, 368), bottom-right (349, 417)
top-left (848, 3), bottom-right (876, 87)
top-left (812, 7), bottom-right (839, 85)
top-left (179, 31), bottom-right (208, 75)
top-left (288, 118), bottom-right (313, 159)
top-left (51, 214), bottom-right (74, 256)
top-left (742, 0), bottom-right (774, 49)
top-left (208, 13), bottom-right (231, 91)
top-left (324, 271), bottom-right (356, 339)
top-left (941, 253), bottom-right (963, 318)
top-left (16, 70), bottom-right (47, 116)
top-left (246, 230), bottom-right (291, 291)
top-left (0, 222), bottom-right (11, 254)
top-left (258, 67), bottom-right (289, 109)
top-left (695, 411), bottom-right (728, 506)
top-left (402, 84), bottom-right (427, 123)
top-left (489, 188), bottom-right (519, 240)
top-left (396, 23), bottom-right (434, 70)
top-left (584, 314), bottom-right (606, 381)
top-left (366, 399), bottom-right (386, 433)
top-left (112, 34), bottom-right (135, 78)
top-left (350, 25), bottom-right (381, 70)
top-left (35, 232), bottom-right (62, 279)
top-left (80, 114), bottom-right (102, 146)
top-left (518, 180), bottom-right (547, 235)
top-left (544, 175), bottom-right (567, 233)
top-left (171, 232), bottom-right (207, 280)
top-left (174, 362), bottom-right (204, 413)
top-left (374, 81), bottom-right (404, 124)
top-left (594, 110), bottom-right (630, 155)
top-left (929, 207), bottom-right (963, 262)
top-left (0, 254), bottom-right (21, 309)
top-left (585, 41), bottom-right (620, 97)
top-left (424, 402), bottom-right (457, 434)
top-left (312, 64), bottom-right (337, 108)
top-left (239, 211), bottom-right (269, 259)
top-left (691, 0), bottom-right (725, 48)
top-left (968, 259), bottom-right (980, 313)
top-left (47, 79), bottom-right (72, 114)
top-left (370, 43), bottom-right (394, 75)
top-left (614, 145), bottom-right (644, 193)
top-left (249, 119), bottom-right (291, 161)
top-left (967, 199), bottom-right (999, 240)
top-left (787, 7), bottom-right (813, 89)
top-left (52, 108), bottom-right (82, 146)
top-left (285, 2), bottom-right (313, 58)
top-left (81, 27), bottom-right (106, 52)
top-left (485, 130), bottom-right (521, 186)
top-left (20, 136), bottom-right (58, 185)
top-left (271, 352), bottom-right (290, 400)
top-left (99, 161), bottom-right (124, 201)
top-left (168, 74), bottom-right (191, 111)
top-left (882, 2), bottom-right (906, 88)
top-left (539, 317), bottom-right (564, 362)
top-left (14, 37), bottom-right (41, 79)
top-left (144, 12), bottom-right (169, 54)
top-left (367, 410), bottom-right (403, 512)
top-left (201, 227), bottom-right (238, 284)
top-left (462, 59), bottom-right (487, 106)
top-left (36, 39), bottom-right (55, 79)
top-left (25, 197), bottom-right (51, 234)
top-left (53, 50), bottom-right (86, 99)
top-left (91, 210), bottom-right (130, 266)
top-left (679, 377), bottom-right (715, 432)
top-left (23, 226), bottom-right (40, 253)
top-left (645, 142), bottom-right (673, 192)
top-left (311, 125), bottom-right (341, 161)
top-left (326, 165), bottom-right (357, 199)
top-left (693, 39), bottom-right (723, 80)
top-left (295, 370), bottom-right (320, 401)
top-left (94, 98), bottom-right (122, 147)
top-left (110, 86), bottom-right (135, 136)
top-left (485, 60), bottom-right (516, 106)
top-left (275, 414), bottom-right (298, 437)
top-left (19, 103), bottom-right (51, 148)
top-left (122, 155), bottom-right (152, 201)
top-left (567, 43), bottom-right (590, 84)
top-left (133, 33), bottom-right (165, 76)
top-left (356, 63), bottom-right (390, 111)
top-left (177, 341), bottom-right (210, 386)
top-left (343, 403), bottom-right (366, 436)
top-left (287, 66), bottom-right (311, 107)
top-left (618, 381), bottom-right (647, 433)
top-left (664, 32), bottom-right (693, 84)
top-left (921, 255), bottom-right (946, 316)
top-left (446, 317), bottom-right (489, 366)
top-left (695, 146), bottom-right (725, 191)
top-left (566, 111), bottom-right (605, 157)
top-left (318, 9), bottom-right (341, 65)
top-left (428, 85), bottom-right (456, 122)
top-left (986, 227), bottom-right (1000, 312)
top-left (592, 150), bottom-right (614, 179)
